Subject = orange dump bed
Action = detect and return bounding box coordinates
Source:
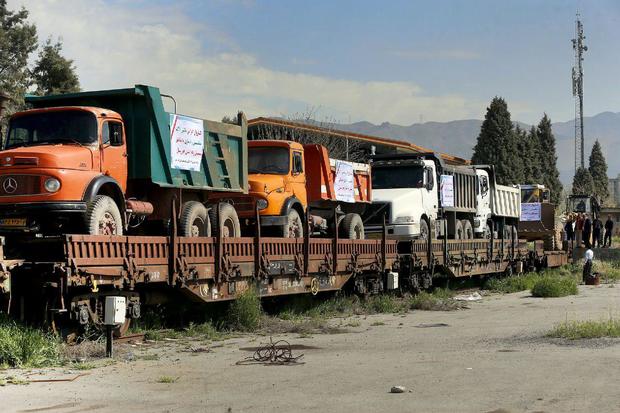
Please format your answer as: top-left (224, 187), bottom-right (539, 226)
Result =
top-left (303, 144), bottom-right (371, 204)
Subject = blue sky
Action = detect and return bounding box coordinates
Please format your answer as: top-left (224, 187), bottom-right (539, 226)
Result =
top-left (11, 0), bottom-right (620, 125)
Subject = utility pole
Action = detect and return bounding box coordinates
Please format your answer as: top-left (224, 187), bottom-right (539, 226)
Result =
top-left (572, 12), bottom-right (587, 172)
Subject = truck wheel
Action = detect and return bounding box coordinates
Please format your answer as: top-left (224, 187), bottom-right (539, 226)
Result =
top-left (461, 220), bottom-right (474, 239)
top-left (282, 209), bottom-right (303, 238)
top-left (179, 201), bottom-right (210, 237)
top-left (454, 220), bottom-right (464, 240)
top-left (85, 195), bottom-right (123, 235)
top-left (341, 213), bottom-right (364, 239)
top-left (210, 202), bottom-right (241, 237)
top-left (419, 219), bottom-right (429, 240)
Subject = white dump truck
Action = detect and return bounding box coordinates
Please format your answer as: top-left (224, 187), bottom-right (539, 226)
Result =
top-left (363, 153), bottom-right (520, 240)
top-left (472, 165), bottom-right (521, 240)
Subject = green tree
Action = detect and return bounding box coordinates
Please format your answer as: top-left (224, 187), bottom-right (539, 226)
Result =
top-left (472, 97), bottom-right (522, 185)
top-left (572, 166), bottom-right (594, 195)
top-left (522, 126), bottom-right (542, 183)
top-left (536, 114), bottom-right (563, 205)
top-left (0, 0), bottom-right (38, 116)
top-left (588, 140), bottom-right (609, 204)
top-left (31, 39), bottom-right (80, 95)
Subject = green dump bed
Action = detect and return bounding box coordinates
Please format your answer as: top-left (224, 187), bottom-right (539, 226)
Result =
top-left (25, 85), bottom-right (247, 193)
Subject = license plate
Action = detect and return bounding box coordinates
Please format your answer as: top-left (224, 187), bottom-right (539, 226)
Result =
top-left (0, 218), bottom-right (27, 227)
top-left (366, 232), bottom-right (383, 239)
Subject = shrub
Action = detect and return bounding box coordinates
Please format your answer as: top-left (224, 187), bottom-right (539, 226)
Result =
top-left (0, 318), bottom-right (61, 368)
top-left (548, 318), bottom-right (620, 339)
top-left (531, 275), bottom-right (578, 297)
top-left (226, 287), bottom-right (262, 331)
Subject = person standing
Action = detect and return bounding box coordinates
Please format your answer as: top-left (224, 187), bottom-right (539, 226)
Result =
top-left (575, 213), bottom-right (585, 247)
top-left (583, 214), bottom-right (592, 249)
top-left (592, 216), bottom-right (602, 248)
top-left (604, 215), bottom-right (614, 247)
top-left (564, 215), bottom-right (575, 247)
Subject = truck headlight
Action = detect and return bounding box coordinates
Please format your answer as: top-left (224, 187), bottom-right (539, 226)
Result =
top-left (44, 178), bottom-right (61, 193)
top-left (393, 216), bottom-right (416, 224)
top-left (256, 199), bottom-right (268, 210)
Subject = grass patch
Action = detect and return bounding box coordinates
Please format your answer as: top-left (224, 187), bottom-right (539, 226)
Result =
top-left (370, 321), bottom-right (385, 326)
top-left (409, 289), bottom-right (461, 311)
top-left (0, 317), bottom-right (62, 368)
top-left (484, 265), bottom-right (581, 296)
top-left (548, 318), bottom-right (620, 339)
top-left (70, 362), bottom-right (97, 370)
top-left (531, 274), bottom-right (578, 297)
top-left (156, 375), bottom-right (178, 383)
top-left (226, 288), bottom-right (262, 332)
top-left (595, 260), bottom-right (620, 282)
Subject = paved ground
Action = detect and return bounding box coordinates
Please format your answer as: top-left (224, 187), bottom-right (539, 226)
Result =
top-left (3, 284), bottom-right (620, 413)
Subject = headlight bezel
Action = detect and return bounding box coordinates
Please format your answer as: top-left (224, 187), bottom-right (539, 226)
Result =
top-left (393, 216), bottom-right (416, 224)
top-left (256, 198), bottom-right (268, 210)
top-left (44, 177), bottom-right (61, 193)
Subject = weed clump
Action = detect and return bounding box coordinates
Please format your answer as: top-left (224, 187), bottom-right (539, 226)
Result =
top-left (531, 274), bottom-right (578, 297)
top-left (409, 289), bottom-right (460, 311)
top-left (0, 318), bottom-right (61, 368)
top-left (227, 287), bottom-right (262, 331)
top-left (548, 318), bottom-right (620, 339)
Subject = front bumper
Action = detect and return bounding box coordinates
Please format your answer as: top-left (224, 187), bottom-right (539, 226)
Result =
top-left (259, 215), bottom-right (288, 226)
top-left (0, 201), bottom-right (87, 233)
top-left (366, 223), bottom-right (421, 239)
top-left (0, 201), bottom-right (87, 215)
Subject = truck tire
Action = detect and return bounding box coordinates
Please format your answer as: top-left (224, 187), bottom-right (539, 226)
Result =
top-left (461, 220), bottom-right (474, 239)
top-left (341, 213), bottom-right (364, 239)
top-left (179, 201), bottom-right (210, 237)
top-left (454, 220), bottom-right (464, 239)
top-left (281, 209), bottom-right (303, 238)
top-left (85, 195), bottom-right (123, 235)
top-left (209, 202), bottom-right (241, 237)
top-left (419, 219), bottom-right (429, 240)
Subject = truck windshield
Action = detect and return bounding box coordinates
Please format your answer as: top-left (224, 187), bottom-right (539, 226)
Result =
top-left (372, 166), bottom-right (424, 189)
top-left (6, 111), bottom-right (98, 149)
top-left (248, 147), bottom-right (289, 175)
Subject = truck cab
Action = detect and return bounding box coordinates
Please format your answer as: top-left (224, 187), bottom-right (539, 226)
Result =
top-left (0, 106), bottom-right (128, 234)
top-left (365, 157), bottom-right (438, 239)
top-left (242, 140), bottom-right (371, 238)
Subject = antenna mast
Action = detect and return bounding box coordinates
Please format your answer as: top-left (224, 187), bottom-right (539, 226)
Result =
top-left (571, 12), bottom-right (587, 172)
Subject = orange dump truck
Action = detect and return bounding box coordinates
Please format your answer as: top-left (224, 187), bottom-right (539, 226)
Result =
top-left (239, 140), bottom-right (372, 238)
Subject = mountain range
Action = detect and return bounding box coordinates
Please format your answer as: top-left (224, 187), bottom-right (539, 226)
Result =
top-left (335, 112), bottom-right (620, 186)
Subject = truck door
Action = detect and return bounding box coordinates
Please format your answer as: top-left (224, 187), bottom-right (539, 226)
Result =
top-left (100, 120), bottom-right (128, 191)
top-left (422, 163), bottom-right (437, 220)
top-left (290, 150), bottom-right (307, 206)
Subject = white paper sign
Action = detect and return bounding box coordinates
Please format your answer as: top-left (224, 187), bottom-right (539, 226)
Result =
top-left (334, 160), bottom-right (355, 203)
top-left (521, 203), bottom-right (542, 221)
top-left (170, 114), bottom-right (205, 172)
top-left (440, 175), bottom-right (454, 207)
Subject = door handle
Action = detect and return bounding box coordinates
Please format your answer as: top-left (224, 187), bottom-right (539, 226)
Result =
top-left (122, 153), bottom-right (128, 157)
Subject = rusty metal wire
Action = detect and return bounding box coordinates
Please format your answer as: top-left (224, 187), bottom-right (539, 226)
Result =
top-left (236, 337), bottom-right (305, 366)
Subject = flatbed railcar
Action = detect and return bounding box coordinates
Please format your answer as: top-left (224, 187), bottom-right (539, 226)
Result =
top-left (0, 218), bottom-right (567, 335)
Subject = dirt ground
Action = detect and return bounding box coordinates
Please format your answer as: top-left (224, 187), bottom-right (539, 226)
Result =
top-left (3, 284), bottom-right (620, 413)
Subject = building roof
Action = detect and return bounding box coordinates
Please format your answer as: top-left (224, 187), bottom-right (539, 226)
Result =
top-left (248, 117), bottom-right (470, 166)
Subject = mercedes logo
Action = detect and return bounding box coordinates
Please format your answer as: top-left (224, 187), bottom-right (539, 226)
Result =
top-left (2, 177), bottom-right (17, 194)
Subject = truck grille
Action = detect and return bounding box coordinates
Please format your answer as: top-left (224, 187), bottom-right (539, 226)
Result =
top-left (0, 175), bottom-right (42, 196)
top-left (362, 202), bottom-right (391, 226)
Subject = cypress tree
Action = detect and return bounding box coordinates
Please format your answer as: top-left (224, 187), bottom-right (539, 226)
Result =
top-left (536, 114), bottom-right (563, 205)
top-left (523, 126), bottom-right (543, 184)
top-left (572, 167), bottom-right (594, 195)
top-left (588, 140), bottom-right (609, 204)
top-left (472, 97), bottom-right (521, 185)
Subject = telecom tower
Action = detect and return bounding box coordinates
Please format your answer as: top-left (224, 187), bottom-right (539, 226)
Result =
top-left (572, 13), bottom-right (587, 172)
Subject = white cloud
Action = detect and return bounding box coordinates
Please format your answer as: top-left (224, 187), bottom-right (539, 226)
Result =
top-left (9, 0), bottom-right (485, 123)
top-left (390, 49), bottom-right (481, 61)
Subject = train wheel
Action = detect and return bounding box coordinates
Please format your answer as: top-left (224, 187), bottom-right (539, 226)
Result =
top-left (179, 201), bottom-right (210, 237)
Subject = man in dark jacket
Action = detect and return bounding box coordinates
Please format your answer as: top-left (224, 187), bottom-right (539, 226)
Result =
top-left (583, 214), bottom-right (592, 249)
top-left (604, 215), bottom-right (614, 247)
top-left (593, 217), bottom-right (603, 248)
